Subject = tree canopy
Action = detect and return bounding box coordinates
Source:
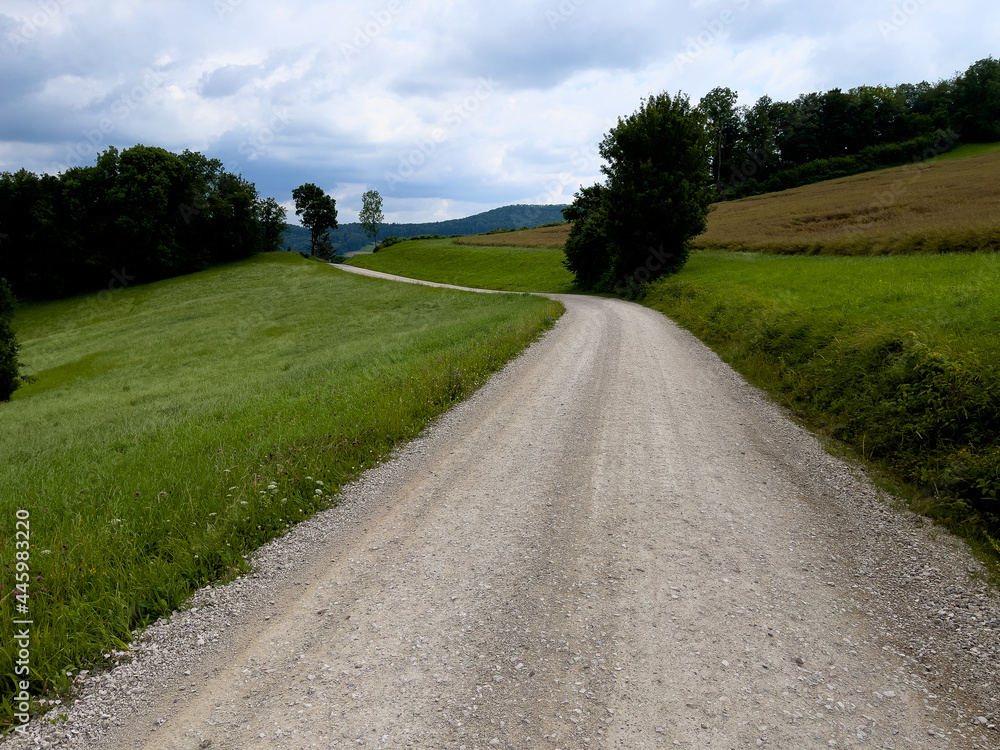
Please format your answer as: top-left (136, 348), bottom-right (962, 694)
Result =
top-left (563, 92), bottom-right (714, 293)
top-left (703, 56), bottom-right (1000, 199)
top-left (292, 183), bottom-right (338, 260)
top-left (0, 145), bottom-right (286, 299)
top-left (359, 189), bottom-right (384, 246)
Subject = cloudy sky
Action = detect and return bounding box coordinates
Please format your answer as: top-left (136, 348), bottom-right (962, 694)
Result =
top-left (1, 0), bottom-right (997, 224)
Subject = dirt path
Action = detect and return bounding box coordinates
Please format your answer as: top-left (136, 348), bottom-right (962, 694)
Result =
top-left (7, 272), bottom-right (999, 749)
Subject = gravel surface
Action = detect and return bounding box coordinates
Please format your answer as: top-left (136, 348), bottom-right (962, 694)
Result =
top-left (5, 271), bottom-right (999, 749)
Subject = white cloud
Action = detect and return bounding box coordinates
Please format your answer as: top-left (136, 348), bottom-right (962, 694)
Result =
top-left (1, 0), bottom-right (997, 220)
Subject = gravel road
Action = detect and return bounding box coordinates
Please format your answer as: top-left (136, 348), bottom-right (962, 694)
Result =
top-left (6, 270), bottom-right (999, 749)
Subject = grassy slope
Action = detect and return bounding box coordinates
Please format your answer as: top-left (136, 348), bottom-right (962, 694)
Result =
top-left (930, 142), bottom-right (1000, 161)
top-left (643, 251), bottom-right (1000, 577)
top-left (347, 237), bottom-right (577, 294)
top-left (695, 147), bottom-right (1000, 255)
top-left (452, 224), bottom-right (571, 248)
top-left (640, 147), bottom-right (1000, 577)
top-left (0, 252), bottom-right (562, 720)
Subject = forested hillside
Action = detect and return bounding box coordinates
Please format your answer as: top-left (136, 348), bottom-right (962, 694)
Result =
top-left (703, 56), bottom-right (1000, 198)
top-left (282, 203), bottom-right (568, 255)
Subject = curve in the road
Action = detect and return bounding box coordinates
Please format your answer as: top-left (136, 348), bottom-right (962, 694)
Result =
top-left (9, 266), bottom-right (998, 750)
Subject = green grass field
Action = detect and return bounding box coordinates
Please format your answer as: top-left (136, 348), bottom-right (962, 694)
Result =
top-left (0, 252), bottom-right (562, 723)
top-left (642, 251), bottom-right (1000, 575)
top-left (347, 237), bottom-right (577, 293)
top-left (929, 141), bottom-right (1000, 161)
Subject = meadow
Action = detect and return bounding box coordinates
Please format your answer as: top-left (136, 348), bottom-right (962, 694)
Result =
top-left (0, 252), bottom-right (562, 722)
top-left (694, 146), bottom-right (1000, 255)
top-left (347, 236), bottom-right (577, 293)
top-left (349, 213), bottom-right (1000, 576)
top-left (642, 251), bottom-right (1000, 575)
top-left (451, 223), bottom-right (570, 248)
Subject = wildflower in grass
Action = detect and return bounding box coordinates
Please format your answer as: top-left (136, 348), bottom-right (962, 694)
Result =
top-left (315, 480), bottom-right (323, 486)
top-left (315, 489), bottom-right (322, 496)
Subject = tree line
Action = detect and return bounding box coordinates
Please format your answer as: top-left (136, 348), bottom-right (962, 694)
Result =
top-left (0, 144), bottom-right (287, 300)
top-left (703, 56), bottom-right (1000, 198)
top-left (562, 55), bottom-right (1000, 294)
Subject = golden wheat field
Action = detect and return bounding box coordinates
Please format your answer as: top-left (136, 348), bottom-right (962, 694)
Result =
top-left (453, 223), bottom-right (571, 248)
top-left (693, 149), bottom-right (1000, 255)
top-left (456, 149), bottom-right (1000, 256)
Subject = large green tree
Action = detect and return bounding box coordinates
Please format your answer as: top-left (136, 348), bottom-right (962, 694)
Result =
top-left (258, 197), bottom-right (288, 253)
top-left (359, 189), bottom-right (384, 246)
top-left (563, 92), bottom-right (714, 294)
top-left (697, 86), bottom-right (741, 185)
top-left (292, 183), bottom-right (338, 260)
top-left (952, 56), bottom-right (1000, 142)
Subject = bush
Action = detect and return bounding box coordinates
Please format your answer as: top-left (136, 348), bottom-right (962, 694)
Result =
top-left (0, 279), bottom-right (25, 402)
top-left (375, 236), bottom-right (403, 251)
top-left (721, 130), bottom-right (959, 200)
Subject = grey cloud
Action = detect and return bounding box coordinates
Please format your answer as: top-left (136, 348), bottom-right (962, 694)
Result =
top-left (198, 63), bottom-right (265, 98)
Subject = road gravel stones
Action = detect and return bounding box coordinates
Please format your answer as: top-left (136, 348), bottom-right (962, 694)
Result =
top-left (4, 278), bottom-right (998, 749)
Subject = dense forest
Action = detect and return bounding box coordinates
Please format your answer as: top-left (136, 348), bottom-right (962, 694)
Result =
top-left (704, 56), bottom-right (1000, 198)
top-left (0, 145), bottom-right (286, 299)
top-left (281, 204), bottom-right (570, 255)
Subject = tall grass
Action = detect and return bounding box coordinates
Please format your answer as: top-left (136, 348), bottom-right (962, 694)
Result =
top-left (348, 238), bottom-right (577, 293)
top-left (643, 251), bottom-right (1000, 577)
top-left (0, 252), bottom-right (562, 725)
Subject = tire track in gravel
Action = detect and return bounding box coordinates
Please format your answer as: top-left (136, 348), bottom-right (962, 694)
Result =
top-left (7, 267), bottom-right (998, 749)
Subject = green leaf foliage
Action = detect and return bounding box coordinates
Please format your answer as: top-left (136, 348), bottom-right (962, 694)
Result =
top-left (291, 183), bottom-right (338, 259)
top-left (0, 279), bottom-right (22, 401)
top-left (0, 145), bottom-right (285, 300)
top-left (562, 92), bottom-right (715, 293)
top-left (359, 189), bottom-right (384, 245)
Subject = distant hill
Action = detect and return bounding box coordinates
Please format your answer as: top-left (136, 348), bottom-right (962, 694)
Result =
top-left (281, 204), bottom-right (568, 255)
